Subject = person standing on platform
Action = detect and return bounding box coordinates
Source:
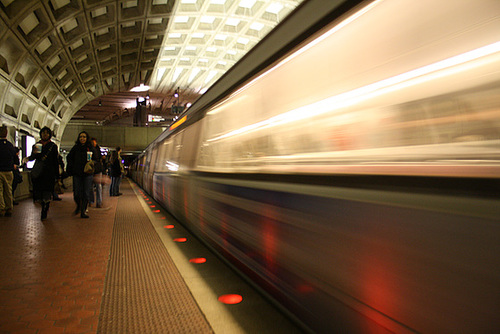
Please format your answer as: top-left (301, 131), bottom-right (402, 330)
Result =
top-left (25, 127), bottom-right (60, 221)
top-left (89, 137), bottom-right (103, 208)
top-left (109, 147), bottom-right (123, 196)
top-left (0, 125), bottom-right (17, 217)
top-left (12, 147), bottom-right (22, 205)
top-left (66, 131), bottom-right (93, 219)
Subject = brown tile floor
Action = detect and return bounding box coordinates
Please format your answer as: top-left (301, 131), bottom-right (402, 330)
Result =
top-left (0, 188), bottom-right (118, 334)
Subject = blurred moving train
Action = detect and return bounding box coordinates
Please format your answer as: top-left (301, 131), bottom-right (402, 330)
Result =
top-left (130, 0), bottom-right (500, 332)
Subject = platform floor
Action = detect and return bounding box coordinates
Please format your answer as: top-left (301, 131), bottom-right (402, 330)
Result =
top-left (0, 179), bottom-right (303, 334)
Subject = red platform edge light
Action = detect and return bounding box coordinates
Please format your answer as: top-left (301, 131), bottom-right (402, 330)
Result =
top-left (154, 210), bottom-right (160, 213)
top-left (218, 294), bottom-right (243, 305)
top-left (173, 237), bottom-right (187, 242)
top-left (160, 216), bottom-right (166, 219)
top-left (150, 205), bottom-right (156, 208)
top-left (164, 225), bottom-right (174, 229)
top-left (189, 258), bottom-right (206, 264)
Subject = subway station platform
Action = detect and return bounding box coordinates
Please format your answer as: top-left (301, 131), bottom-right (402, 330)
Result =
top-left (0, 179), bottom-right (303, 334)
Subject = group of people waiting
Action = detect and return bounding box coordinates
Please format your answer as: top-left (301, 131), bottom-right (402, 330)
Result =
top-left (0, 125), bottom-right (124, 220)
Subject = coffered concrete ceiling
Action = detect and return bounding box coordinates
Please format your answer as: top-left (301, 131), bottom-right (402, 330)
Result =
top-left (0, 0), bottom-right (304, 142)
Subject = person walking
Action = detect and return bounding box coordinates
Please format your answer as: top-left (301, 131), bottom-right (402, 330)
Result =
top-left (0, 125), bottom-right (17, 217)
top-left (25, 127), bottom-right (59, 220)
top-left (109, 147), bottom-right (123, 196)
top-left (89, 137), bottom-right (103, 208)
top-left (66, 131), bottom-right (93, 218)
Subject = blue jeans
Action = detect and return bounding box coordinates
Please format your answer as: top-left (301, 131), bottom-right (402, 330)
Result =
top-left (110, 175), bottom-right (121, 196)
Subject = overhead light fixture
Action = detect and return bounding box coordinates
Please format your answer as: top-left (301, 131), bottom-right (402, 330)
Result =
top-left (131, 83), bottom-right (150, 92)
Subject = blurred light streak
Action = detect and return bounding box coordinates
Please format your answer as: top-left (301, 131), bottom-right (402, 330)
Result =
top-left (169, 115), bottom-right (186, 130)
top-left (262, 208), bottom-right (277, 273)
top-left (166, 161), bottom-right (179, 171)
top-left (228, 0), bottom-right (382, 100)
top-left (184, 189), bottom-right (188, 217)
top-left (208, 41), bottom-right (500, 142)
top-left (220, 214), bottom-right (228, 249)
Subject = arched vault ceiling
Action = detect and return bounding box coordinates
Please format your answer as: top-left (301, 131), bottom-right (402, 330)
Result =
top-left (0, 0), bottom-right (304, 141)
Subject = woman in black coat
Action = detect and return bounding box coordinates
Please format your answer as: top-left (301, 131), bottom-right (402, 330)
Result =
top-left (66, 131), bottom-right (93, 218)
top-left (26, 127), bottom-right (59, 220)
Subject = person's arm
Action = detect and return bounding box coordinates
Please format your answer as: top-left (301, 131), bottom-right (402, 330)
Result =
top-left (26, 144), bottom-right (40, 161)
top-left (11, 145), bottom-right (19, 166)
top-left (66, 147), bottom-right (75, 176)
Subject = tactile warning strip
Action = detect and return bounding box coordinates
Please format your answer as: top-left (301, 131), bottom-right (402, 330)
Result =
top-left (97, 182), bottom-right (213, 333)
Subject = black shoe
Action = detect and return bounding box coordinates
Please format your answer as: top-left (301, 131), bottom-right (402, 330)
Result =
top-left (41, 202), bottom-right (50, 220)
top-left (80, 213), bottom-right (89, 218)
top-left (117, 193), bottom-right (123, 196)
top-left (74, 206), bottom-right (80, 215)
top-left (13, 201), bottom-right (19, 205)
top-left (4, 211), bottom-right (12, 217)
top-left (53, 198), bottom-right (62, 201)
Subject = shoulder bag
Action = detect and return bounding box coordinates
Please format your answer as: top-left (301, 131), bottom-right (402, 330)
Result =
top-left (84, 160), bottom-right (95, 174)
top-left (31, 144), bottom-right (54, 180)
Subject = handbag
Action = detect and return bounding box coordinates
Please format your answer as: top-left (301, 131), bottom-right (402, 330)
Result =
top-left (31, 160), bottom-right (44, 179)
top-left (84, 160), bottom-right (95, 174)
top-left (31, 143), bottom-right (54, 180)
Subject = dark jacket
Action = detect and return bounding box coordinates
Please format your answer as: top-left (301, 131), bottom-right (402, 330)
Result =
top-left (67, 142), bottom-right (92, 177)
top-left (110, 158), bottom-right (122, 177)
top-left (0, 138), bottom-right (17, 172)
top-left (109, 151), bottom-right (122, 177)
top-left (29, 141), bottom-right (59, 192)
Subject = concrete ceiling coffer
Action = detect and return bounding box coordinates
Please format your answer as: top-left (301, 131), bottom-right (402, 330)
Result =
top-left (48, 0), bottom-right (81, 22)
top-left (120, 0), bottom-right (145, 21)
top-left (0, 33), bottom-right (27, 76)
top-left (16, 7), bottom-right (51, 45)
top-left (70, 37), bottom-right (91, 59)
top-left (34, 33), bottom-right (60, 63)
top-left (4, 86), bottom-right (24, 120)
top-left (59, 15), bottom-right (86, 43)
top-left (90, 4), bottom-right (115, 29)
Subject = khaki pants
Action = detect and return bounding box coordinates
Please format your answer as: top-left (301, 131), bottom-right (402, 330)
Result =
top-left (0, 171), bottom-right (13, 213)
